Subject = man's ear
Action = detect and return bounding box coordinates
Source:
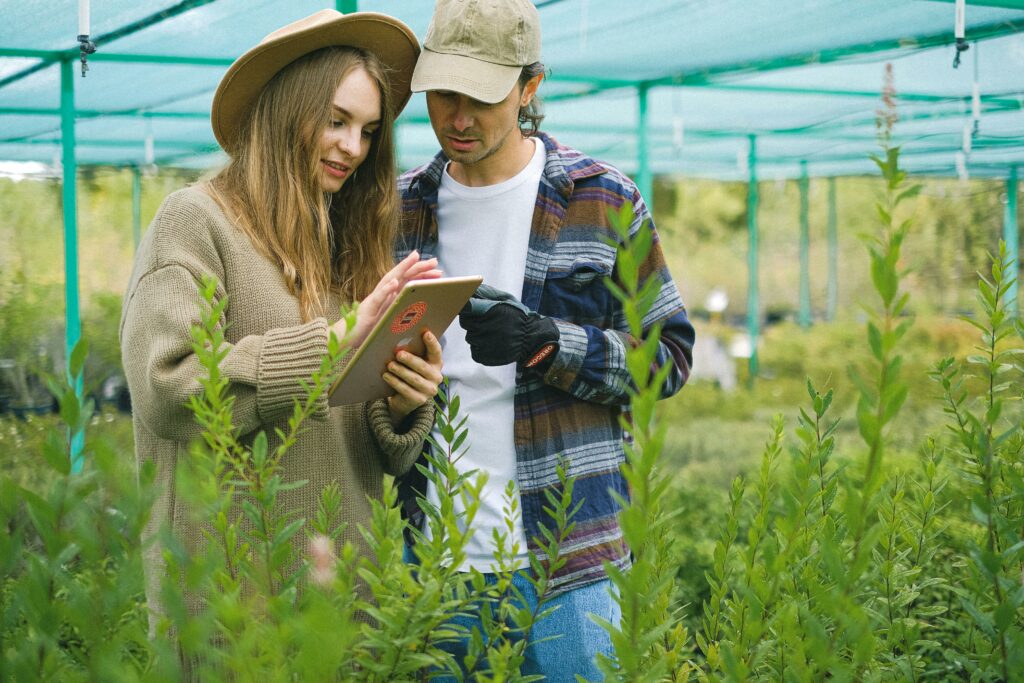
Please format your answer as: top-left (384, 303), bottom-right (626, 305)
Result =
top-left (520, 73), bottom-right (544, 107)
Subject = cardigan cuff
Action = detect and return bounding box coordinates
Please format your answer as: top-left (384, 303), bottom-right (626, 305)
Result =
top-left (367, 399), bottom-right (435, 473)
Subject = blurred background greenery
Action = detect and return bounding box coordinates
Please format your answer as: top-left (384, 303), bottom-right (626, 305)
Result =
top-left (2, 168), bottom-right (1011, 381)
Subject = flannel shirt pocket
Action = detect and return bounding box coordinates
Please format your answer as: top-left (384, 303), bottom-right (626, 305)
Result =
top-left (544, 257), bottom-right (615, 320)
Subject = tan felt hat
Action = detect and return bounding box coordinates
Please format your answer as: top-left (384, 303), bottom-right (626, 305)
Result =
top-left (212, 10), bottom-right (419, 153)
top-left (411, 0), bottom-right (541, 104)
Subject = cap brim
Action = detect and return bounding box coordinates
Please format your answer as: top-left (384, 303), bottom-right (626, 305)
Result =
top-left (213, 12), bottom-right (419, 153)
top-left (411, 49), bottom-right (521, 104)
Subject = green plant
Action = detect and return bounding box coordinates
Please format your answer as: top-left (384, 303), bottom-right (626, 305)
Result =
top-left (0, 337), bottom-right (155, 681)
top-left (688, 68), bottom-right (961, 680)
top-left (158, 276), bottom-right (582, 681)
top-left (931, 243), bottom-right (1024, 679)
top-left (596, 202), bottom-right (694, 682)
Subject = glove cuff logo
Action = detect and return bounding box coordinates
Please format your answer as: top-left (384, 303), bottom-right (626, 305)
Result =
top-left (391, 302), bottom-right (427, 334)
top-left (525, 343), bottom-right (557, 369)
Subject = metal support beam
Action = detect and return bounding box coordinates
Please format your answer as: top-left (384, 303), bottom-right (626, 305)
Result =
top-left (798, 161), bottom-right (811, 328)
top-left (747, 135), bottom-right (760, 379)
top-left (132, 166), bottom-right (143, 252)
top-left (60, 59), bottom-right (84, 473)
top-left (0, 0), bottom-right (220, 92)
top-left (1006, 166), bottom-right (1019, 317)
top-left (642, 20), bottom-right (1021, 90)
top-left (826, 177), bottom-right (839, 321)
top-left (636, 83), bottom-right (652, 208)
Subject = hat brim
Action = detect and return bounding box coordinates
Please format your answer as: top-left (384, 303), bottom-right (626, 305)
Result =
top-left (213, 12), bottom-right (419, 153)
top-left (410, 48), bottom-right (522, 104)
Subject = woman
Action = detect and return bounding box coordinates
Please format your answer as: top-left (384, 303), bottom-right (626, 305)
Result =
top-left (119, 10), bottom-right (440, 631)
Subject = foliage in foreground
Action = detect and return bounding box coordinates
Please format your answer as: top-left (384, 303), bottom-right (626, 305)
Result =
top-left (689, 136), bottom-right (1024, 680)
top-left (2, 146), bottom-right (1023, 681)
top-left (0, 202), bottom-right (672, 681)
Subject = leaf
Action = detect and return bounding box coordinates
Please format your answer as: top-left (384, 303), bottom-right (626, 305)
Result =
top-left (273, 518), bottom-right (307, 548)
top-left (867, 322), bottom-right (883, 359)
top-left (857, 409), bottom-right (880, 446)
top-left (41, 431), bottom-right (71, 476)
top-left (252, 431), bottom-right (268, 468)
top-left (882, 384), bottom-right (909, 423)
top-left (451, 429), bottom-right (468, 453)
top-left (895, 184), bottom-right (923, 206)
top-left (69, 337), bottom-right (89, 380)
top-left (961, 598), bottom-right (995, 638)
top-left (994, 601), bottom-right (1016, 633)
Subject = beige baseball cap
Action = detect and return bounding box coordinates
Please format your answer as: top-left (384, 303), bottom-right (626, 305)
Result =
top-left (411, 0), bottom-right (541, 104)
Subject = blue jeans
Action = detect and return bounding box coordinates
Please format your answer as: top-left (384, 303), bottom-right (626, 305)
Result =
top-left (431, 569), bottom-right (620, 682)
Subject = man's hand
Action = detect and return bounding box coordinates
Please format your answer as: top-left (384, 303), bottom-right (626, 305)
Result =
top-left (458, 285), bottom-right (559, 369)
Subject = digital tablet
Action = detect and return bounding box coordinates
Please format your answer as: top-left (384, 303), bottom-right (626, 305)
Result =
top-left (328, 275), bottom-right (483, 406)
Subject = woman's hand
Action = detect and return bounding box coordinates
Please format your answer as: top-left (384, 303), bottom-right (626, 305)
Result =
top-left (383, 330), bottom-right (443, 428)
top-left (331, 251), bottom-right (442, 347)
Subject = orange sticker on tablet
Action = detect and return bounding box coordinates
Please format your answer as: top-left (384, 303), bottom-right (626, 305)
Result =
top-left (391, 302), bottom-right (426, 334)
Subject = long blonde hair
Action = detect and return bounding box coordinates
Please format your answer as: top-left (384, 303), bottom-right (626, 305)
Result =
top-left (209, 47), bottom-right (399, 321)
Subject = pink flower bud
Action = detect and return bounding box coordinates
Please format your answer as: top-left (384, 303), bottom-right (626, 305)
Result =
top-left (309, 534), bottom-right (336, 587)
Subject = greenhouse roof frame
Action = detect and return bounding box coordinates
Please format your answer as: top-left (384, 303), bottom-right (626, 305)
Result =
top-left (0, 0), bottom-right (1021, 182)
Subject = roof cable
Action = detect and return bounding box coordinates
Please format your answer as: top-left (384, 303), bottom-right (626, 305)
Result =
top-left (144, 118), bottom-right (158, 176)
top-left (953, 0), bottom-right (969, 68)
top-left (972, 41), bottom-right (981, 136)
top-left (956, 150), bottom-right (969, 182)
top-left (672, 90), bottom-right (684, 156)
top-left (78, 0), bottom-right (97, 77)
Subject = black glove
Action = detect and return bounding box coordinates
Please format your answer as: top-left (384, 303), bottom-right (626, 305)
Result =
top-left (459, 284), bottom-right (560, 369)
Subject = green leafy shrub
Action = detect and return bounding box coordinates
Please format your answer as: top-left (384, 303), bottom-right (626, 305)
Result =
top-left (0, 275), bottom-right (584, 681)
top-left (685, 109), bottom-right (1024, 679)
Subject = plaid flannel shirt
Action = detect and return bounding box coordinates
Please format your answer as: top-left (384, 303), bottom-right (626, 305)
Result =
top-left (396, 132), bottom-right (695, 595)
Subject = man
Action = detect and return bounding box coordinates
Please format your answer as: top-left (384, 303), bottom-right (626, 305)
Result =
top-left (396, 0), bottom-right (695, 678)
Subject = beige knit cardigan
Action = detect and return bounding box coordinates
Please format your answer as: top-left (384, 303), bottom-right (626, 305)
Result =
top-left (119, 185), bottom-right (433, 629)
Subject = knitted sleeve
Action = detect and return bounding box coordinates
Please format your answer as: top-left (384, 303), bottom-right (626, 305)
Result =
top-left (119, 189), bottom-right (335, 444)
top-left (120, 262), bottom-right (333, 444)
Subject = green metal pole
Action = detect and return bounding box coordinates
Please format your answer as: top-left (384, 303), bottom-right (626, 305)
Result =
top-left (826, 177), bottom-right (838, 321)
top-left (337, 0), bottom-right (358, 12)
top-left (798, 161), bottom-right (811, 328)
top-left (747, 135), bottom-right (760, 379)
top-left (637, 83), bottom-right (652, 209)
top-left (60, 59), bottom-right (84, 473)
top-left (132, 166), bottom-right (143, 252)
top-left (1006, 166), bottom-right (1019, 318)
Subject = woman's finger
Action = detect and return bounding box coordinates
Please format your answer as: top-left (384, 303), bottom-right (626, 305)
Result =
top-left (386, 356), bottom-right (439, 395)
top-left (402, 268), bottom-right (443, 285)
top-left (384, 250), bottom-right (422, 282)
top-left (365, 277), bottom-right (399, 307)
top-left (422, 331), bottom-right (443, 366)
top-left (397, 261), bottom-right (441, 287)
top-left (382, 372), bottom-right (430, 409)
top-left (358, 283), bottom-right (397, 325)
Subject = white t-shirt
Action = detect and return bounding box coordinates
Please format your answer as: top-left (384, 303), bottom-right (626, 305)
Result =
top-left (424, 138), bottom-right (545, 571)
